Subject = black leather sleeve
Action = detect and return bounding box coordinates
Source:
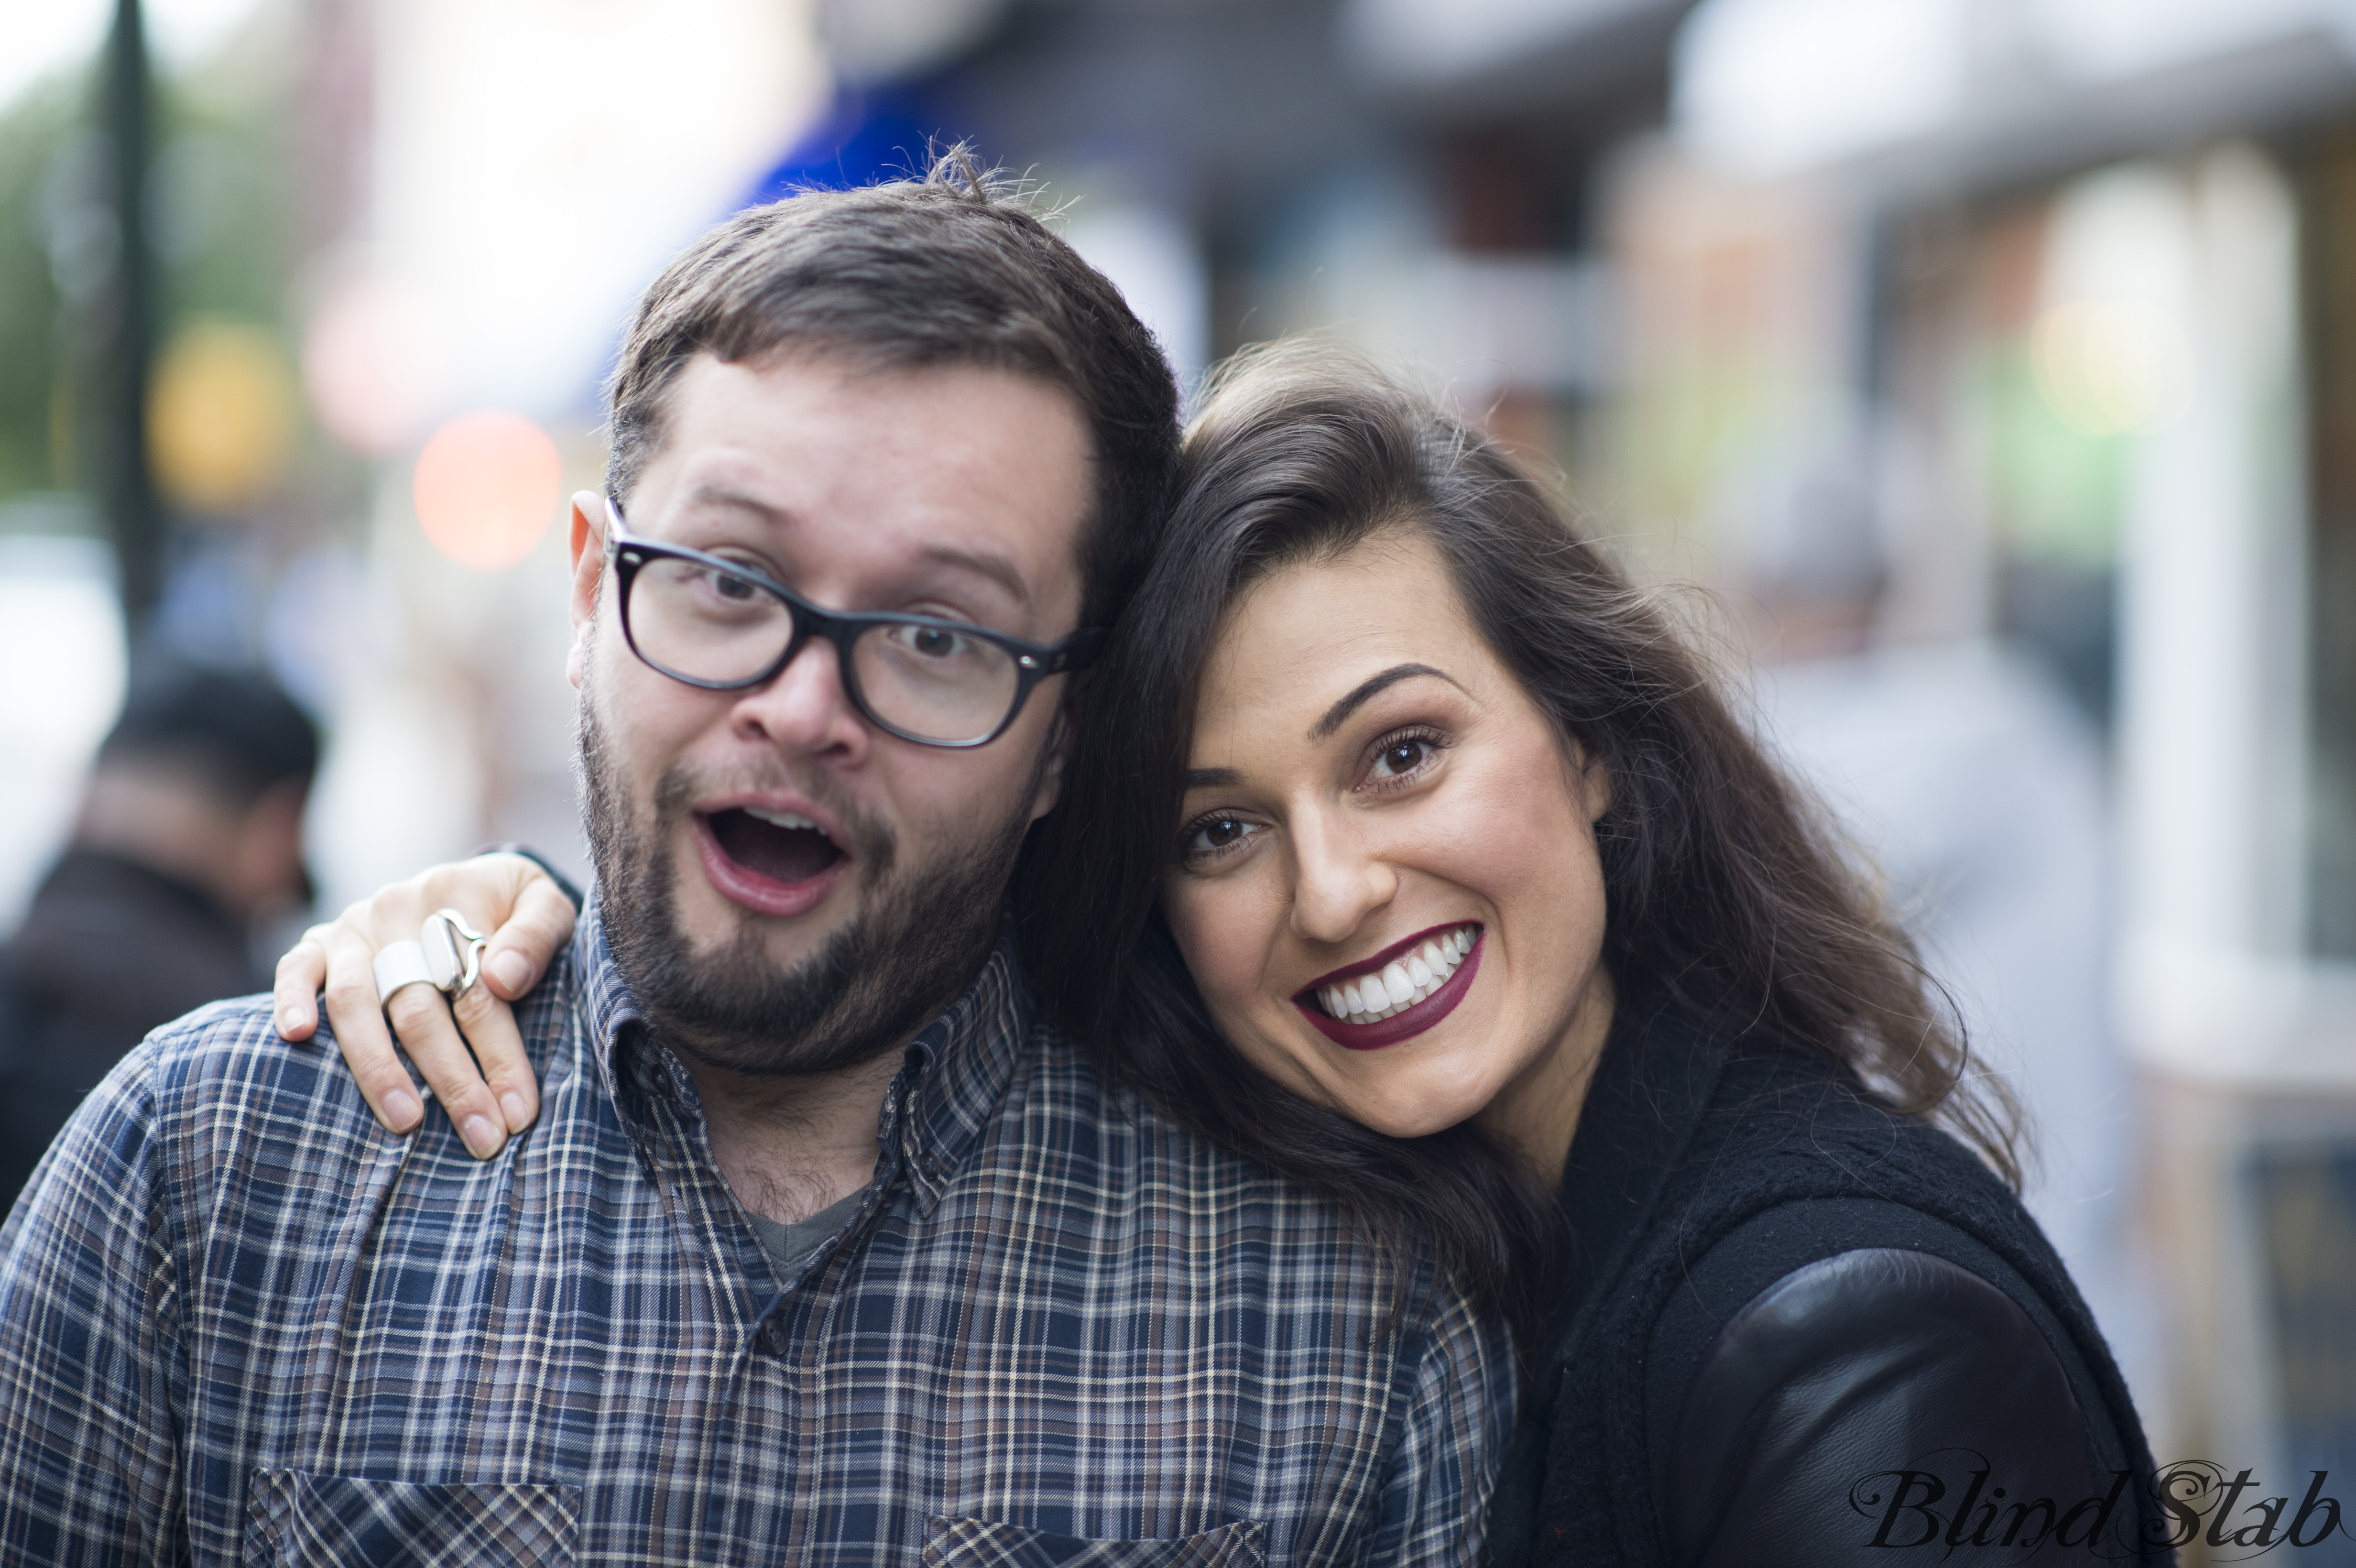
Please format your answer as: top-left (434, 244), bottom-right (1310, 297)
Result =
top-left (1664, 1248), bottom-right (2117, 1567)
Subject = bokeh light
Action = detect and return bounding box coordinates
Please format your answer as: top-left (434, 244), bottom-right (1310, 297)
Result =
top-left (147, 318), bottom-right (297, 513)
top-left (304, 274), bottom-right (449, 457)
top-left (411, 410), bottom-right (561, 571)
top-left (2029, 299), bottom-right (2192, 438)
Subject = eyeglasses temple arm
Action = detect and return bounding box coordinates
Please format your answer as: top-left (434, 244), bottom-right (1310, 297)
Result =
top-left (1044, 627), bottom-right (1110, 673)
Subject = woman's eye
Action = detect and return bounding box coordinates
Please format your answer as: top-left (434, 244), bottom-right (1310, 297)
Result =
top-left (1181, 816), bottom-right (1261, 862)
top-left (1370, 737), bottom-right (1433, 779)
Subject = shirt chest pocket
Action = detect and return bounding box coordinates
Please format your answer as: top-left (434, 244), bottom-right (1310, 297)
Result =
top-left (923, 1515), bottom-right (1265, 1568)
top-left (243, 1469), bottom-right (580, 1567)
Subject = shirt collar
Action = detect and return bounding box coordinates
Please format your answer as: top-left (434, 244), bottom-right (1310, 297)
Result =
top-left (574, 888), bottom-right (1036, 1210)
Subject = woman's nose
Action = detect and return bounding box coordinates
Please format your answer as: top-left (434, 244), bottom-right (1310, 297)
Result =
top-left (1288, 810), bottom-right (1396, 945)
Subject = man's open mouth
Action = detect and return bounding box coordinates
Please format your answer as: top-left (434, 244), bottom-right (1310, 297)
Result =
top-left (704, 806), bottom-right (845, 885)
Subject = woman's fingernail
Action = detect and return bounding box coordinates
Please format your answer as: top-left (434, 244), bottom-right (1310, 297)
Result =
top-left (384, 1089), bottom-right (423, 1132)
top-left (461, 1115), bottom-right (502, 1159)
top-left (501, 1091), bottom-right (529, 1131)
top-left (489, 950), bottom-right (532, 993)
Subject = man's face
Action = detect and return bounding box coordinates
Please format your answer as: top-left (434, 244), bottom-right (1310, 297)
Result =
top-left (569, 350), bottom-right (1093, 1075)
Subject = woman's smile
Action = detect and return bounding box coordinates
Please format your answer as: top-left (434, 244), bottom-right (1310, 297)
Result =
top-left (1292, 923), bottom-right (1483, 1049)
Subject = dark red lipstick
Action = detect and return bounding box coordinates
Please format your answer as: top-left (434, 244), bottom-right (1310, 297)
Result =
top-left (1291, 926), bottom-right (1484, 1051)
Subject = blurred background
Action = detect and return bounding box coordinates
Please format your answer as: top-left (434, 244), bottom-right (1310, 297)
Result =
top-left (2, 0), bottom-right (2354, 1550)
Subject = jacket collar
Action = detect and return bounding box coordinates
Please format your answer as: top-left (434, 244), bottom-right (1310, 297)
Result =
top-left (1547, 964), bottom-right (1739, 1365)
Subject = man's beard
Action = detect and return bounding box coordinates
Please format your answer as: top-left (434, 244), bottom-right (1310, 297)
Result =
top-left (579, 696), bottom-right (1037, 1078)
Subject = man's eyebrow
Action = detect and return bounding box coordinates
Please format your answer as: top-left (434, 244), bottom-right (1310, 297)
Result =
top-left (1311, 664), bottom-right (1456, 740)
top-left (1180, 767), bottom-right (1243, 790)
top-left (675, 487), bottom-right (1031, 613)
top-left (917, 544), bottom-right (1032, 611)
top-left (676, 484), bottom-right (787, 524)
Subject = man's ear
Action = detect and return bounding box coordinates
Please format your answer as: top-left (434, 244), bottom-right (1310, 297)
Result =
top-left (567, 491), bottom-right (607, 690)
top-left (1028, 701), bottom-right (1075, 825)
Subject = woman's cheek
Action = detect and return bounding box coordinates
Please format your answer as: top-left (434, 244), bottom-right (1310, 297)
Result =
top-left (1452, 759), bottom-right (1594, 893)
top-left (1161, 877), bottom-right (1260, 1021)
top-left (1163, 872), bottom-right (1316, 1090)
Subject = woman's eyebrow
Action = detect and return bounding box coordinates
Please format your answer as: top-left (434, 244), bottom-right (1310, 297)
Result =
top-left (1311, 664), bottom-right (1455, 740)
top-left (1180, 767), bottom-right (1242, 790)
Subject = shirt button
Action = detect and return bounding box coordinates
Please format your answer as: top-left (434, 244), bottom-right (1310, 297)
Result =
top-left (757, 1321), bottom-right (787, 1357)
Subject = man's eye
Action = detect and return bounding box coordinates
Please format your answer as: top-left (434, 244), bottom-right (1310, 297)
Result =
top-left (886, 623), bottom-right (974, 661)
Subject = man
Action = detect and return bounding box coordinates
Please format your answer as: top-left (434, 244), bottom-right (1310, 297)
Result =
top-left (0, 162), bottom-right (1507, 1565)
top-left (0, 663), bottom-right (316, 1203)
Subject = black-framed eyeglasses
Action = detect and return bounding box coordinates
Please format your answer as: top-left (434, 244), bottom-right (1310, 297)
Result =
top-left (602, 496), bottom-right (1105, 749)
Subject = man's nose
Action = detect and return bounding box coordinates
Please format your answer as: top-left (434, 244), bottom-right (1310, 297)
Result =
top-left (1288, 807), bottom-right (1396, 946)
top-left (729, 636), bottom-right (871, 761)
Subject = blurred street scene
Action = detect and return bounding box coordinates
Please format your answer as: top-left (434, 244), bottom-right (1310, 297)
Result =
top-left (3, 0), bottom-right (2354, 1551)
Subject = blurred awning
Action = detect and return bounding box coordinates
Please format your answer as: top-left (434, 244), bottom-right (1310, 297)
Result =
top-left (1677, 0), bottom-right (2356, 196)
top-left (1338, 0), bottom-right (1702, 117)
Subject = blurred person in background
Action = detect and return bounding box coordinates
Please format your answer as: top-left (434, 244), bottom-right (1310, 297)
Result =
top-left (0, 662), bottom-right (316, 1203)
top-left (1738, 450), bottom-right (2156, 1406)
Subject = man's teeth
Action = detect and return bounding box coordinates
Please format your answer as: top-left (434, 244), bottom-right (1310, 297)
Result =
top-left (743, 807), bottom-right (829, 838)
top-left (1319, 926), bottom-right (1479, 1022)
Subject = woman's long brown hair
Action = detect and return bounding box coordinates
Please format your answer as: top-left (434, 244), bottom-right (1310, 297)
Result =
top-left (1014, 340), bottom-right (2022, 1341)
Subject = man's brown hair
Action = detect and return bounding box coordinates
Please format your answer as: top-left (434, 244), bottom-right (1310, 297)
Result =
top-left (605, 151), bottom-right (1180, 629)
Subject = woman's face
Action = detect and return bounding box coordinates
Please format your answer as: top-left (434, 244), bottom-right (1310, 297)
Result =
top-left (1159, 526), bottom-right (1615, 1150)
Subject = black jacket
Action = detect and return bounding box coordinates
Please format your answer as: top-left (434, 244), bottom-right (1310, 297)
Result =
top-left (1486, 969), bottom-right (2170, 1567)
top-left (0, 850), bottom-right (259, 1205)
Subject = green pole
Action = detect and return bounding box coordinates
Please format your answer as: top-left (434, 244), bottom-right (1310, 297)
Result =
top-left (103, 0), bottom-right (163, 636)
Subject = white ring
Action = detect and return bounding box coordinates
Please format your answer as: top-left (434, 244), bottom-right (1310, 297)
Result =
top-left (373, 941), bottom-right (438, 1003)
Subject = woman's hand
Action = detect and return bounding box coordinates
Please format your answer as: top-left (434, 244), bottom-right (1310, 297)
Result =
top-left (273, 853), bottom-right (578, 1158)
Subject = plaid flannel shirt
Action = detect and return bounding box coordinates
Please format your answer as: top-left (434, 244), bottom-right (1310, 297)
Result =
top-left (0, 899), bottom-right (1512, 1567)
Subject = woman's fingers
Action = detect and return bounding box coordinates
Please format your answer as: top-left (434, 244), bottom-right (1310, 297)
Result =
top-left (316, 917), bottom-right (427, 1135)
top-left (273, 931), bottom-right (331, 1040)
top-left (449, 978), bottom-right (537, 1135)
top-left (272, 852), bottom-right (571, 1154)
top-left (384, 982), bottom-right (510, 1159)
top-left (481, 867), bottom-right (578, 1001)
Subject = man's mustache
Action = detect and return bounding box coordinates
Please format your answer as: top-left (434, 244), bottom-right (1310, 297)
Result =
top-left (639, 758), bottom-right (899, 885)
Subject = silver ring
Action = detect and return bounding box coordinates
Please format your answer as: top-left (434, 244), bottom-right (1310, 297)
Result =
top-left (372, 910), bottom-right (490, 1007)
top-left (421, 908), bottom-right (490, 1001)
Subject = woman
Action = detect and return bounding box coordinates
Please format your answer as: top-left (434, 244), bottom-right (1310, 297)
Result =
top-left (279, 343), bottom-right (2166, 1565)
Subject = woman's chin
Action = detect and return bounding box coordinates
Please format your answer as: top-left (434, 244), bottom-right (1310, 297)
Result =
top-left (1326, 1081), bottom-right (1486, 1142)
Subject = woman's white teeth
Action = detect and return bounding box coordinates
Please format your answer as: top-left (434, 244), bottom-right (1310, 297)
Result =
top-left (1318, 926), bottom-right (1479, 1021)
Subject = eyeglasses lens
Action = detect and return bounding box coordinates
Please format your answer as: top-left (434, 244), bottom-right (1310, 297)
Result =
top-left (626, 555), bottom-right (1022, 745)
top-left (628, 556), bottom-right (791, 686)
top-left (849, 622), bottom-right (1021, 745)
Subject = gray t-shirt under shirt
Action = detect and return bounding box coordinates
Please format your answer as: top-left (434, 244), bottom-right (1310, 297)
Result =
top-left (744, 1189), bottom-right (866, 1279)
